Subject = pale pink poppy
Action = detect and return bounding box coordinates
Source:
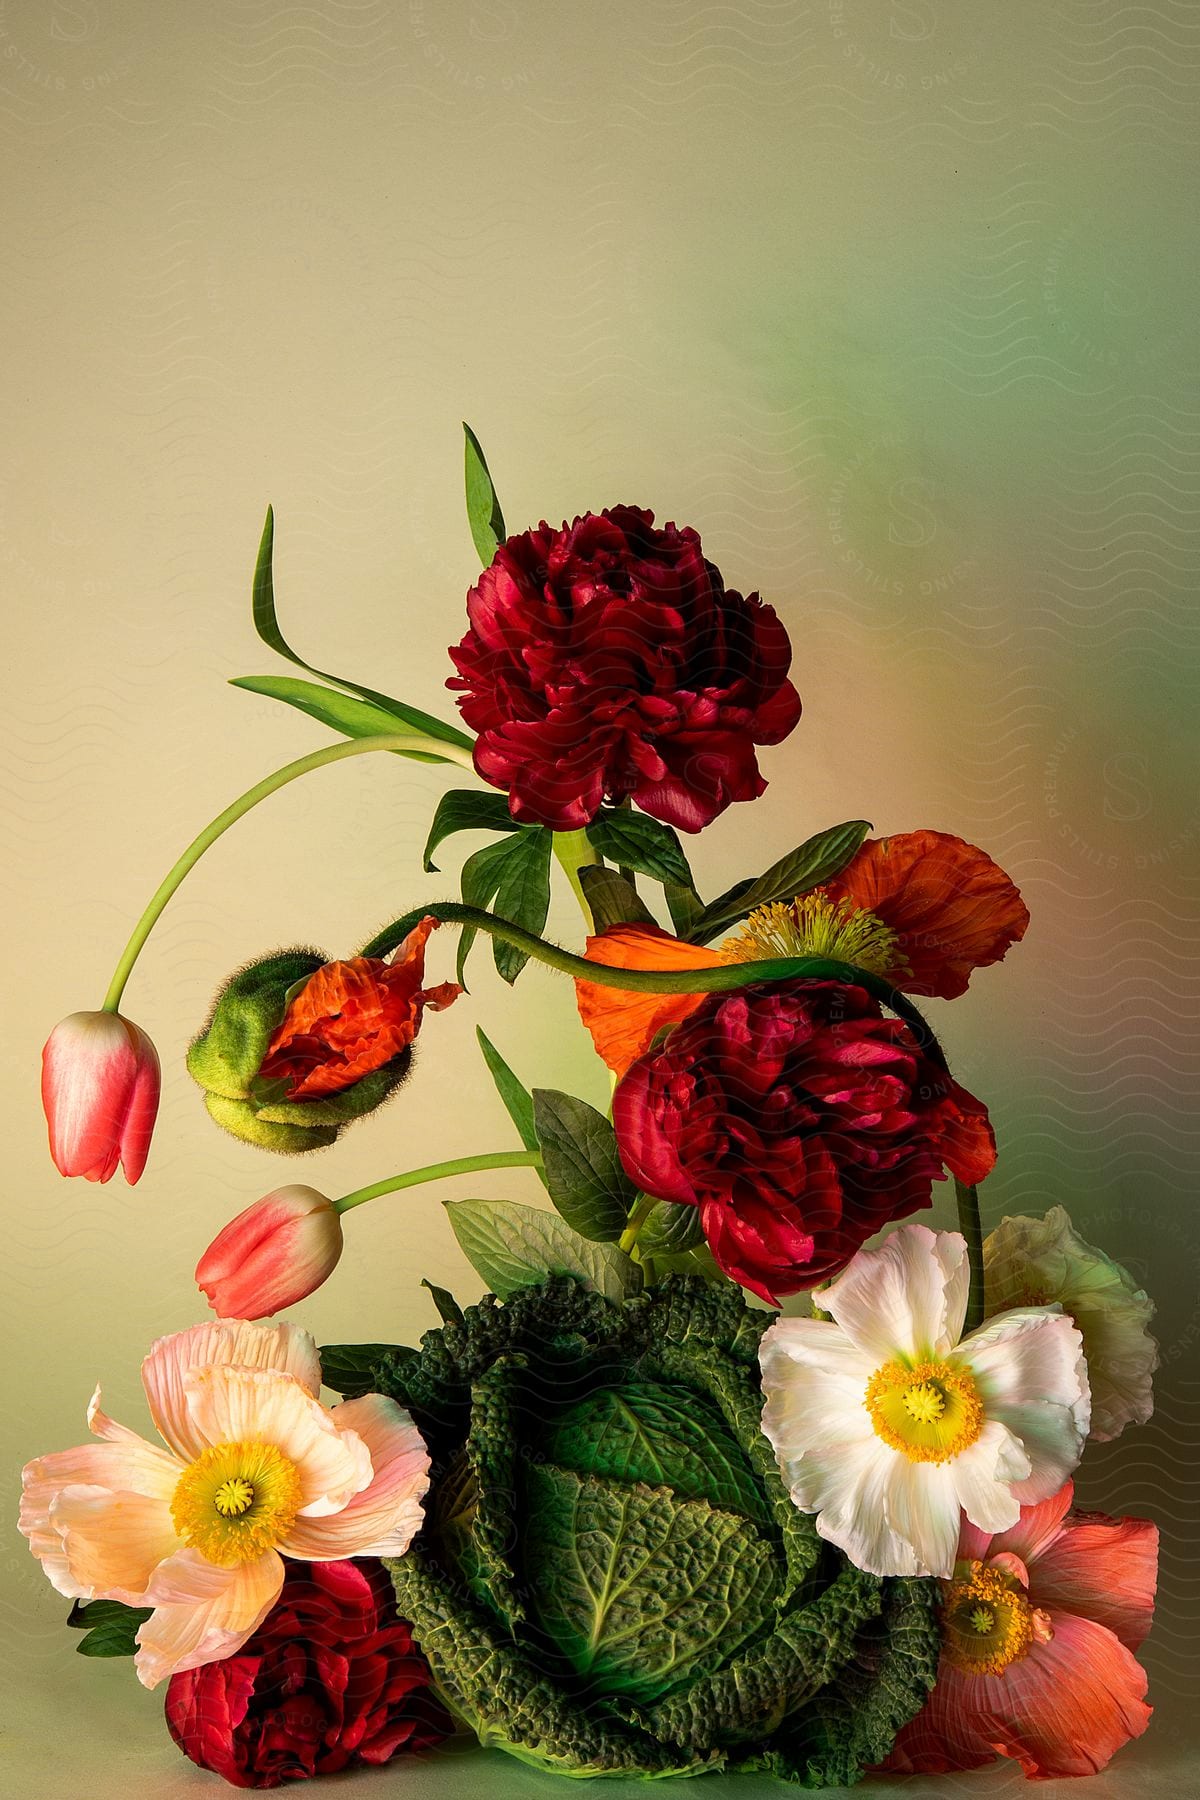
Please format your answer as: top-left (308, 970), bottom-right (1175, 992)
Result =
top-left (19, 1319), bottom-right (428, 1689)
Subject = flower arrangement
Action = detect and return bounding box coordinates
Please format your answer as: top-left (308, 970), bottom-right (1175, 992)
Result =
top-left (23, 429), bottom-right (1160, 1789)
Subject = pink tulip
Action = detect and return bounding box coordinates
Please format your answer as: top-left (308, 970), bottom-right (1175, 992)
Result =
top-left (42, 1010), bottom-right (161, 1184)
top-left (197, 1185), bottom-right (344, 1319)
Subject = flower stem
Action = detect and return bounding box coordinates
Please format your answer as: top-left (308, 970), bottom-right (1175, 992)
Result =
top-left (618, 1191), bottom-right (658, 1257)
top-left (955, 1179), bottom-right (987, 1333)
top-left (334, 1149), bottom-right (543, 1215)
top-left (360, 901), bottom-right (949, 1071)
top-left (101, 733), bottom-right (473, 1014)
top-left (552, 829), bottom-right (601, 928)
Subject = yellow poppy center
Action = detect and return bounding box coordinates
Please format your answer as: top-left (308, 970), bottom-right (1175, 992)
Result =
top-left (942, 1561), bottom-right (1046, 1676)
top-left (721, 890), bottom-right (905, 978)
top-left (864, 1358), bottom-right (984, 1463)
top-left (171, 1440), bottom-right (303, 1567)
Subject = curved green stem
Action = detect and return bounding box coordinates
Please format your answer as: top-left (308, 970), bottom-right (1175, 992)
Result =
top-left (553, 829), bottom-right (601, 928)
top-left (956, 1179), bottom-right (987, 1333)
top-left (334, 1149), bottom-right (543, 1215)
top-left (618, 1192), bottom-right (658, 1258)
top-left (102, 733), bottom-right (473, 1014)
top-left (360, 900), bottom-right (949, 1070)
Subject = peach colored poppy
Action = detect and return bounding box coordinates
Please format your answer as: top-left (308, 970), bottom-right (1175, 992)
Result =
top-left (19, 1320), bottom-right (429, 1690)
top-left (823, 829), bottom-right (1029, 1002)
top-left (259, 917), bottom-right (460, 1100)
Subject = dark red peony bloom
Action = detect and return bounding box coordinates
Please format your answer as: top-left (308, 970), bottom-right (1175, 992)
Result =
top-left (165, 1559), bottom-right (451, 1790)
top-left (613, 980), bottom-right (996, 1305)
top-left (446, 507), bottom-right (802, 831)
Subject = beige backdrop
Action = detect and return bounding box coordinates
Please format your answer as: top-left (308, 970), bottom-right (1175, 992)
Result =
top-left (3, 2), bottom-right (1197, 1795)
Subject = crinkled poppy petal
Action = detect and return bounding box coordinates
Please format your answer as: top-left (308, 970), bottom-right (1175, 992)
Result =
top-left (574, 925), bottom-right (720, 1079)
top-left (824, 829), bottom-right (1030, 1001)
top-left (1032, 1511), bottom-right (1159, 1652)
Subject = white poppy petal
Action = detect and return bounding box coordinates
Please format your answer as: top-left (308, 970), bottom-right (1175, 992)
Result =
top-left (822, 1224), bottom-right (969, 1362)
top-left (962, 1308), bottom-right (1090, 1501)
top-left (880, 1458), bottom-right (964, 1578)
top-left (134, 1550), bottom-right (284, 1690)
top-left (142, 1320), bottom-right (323, 1461)
top-left (182, 1366), bottom-right (373, 1515)
top-left (281, 1394), bottom-right (431, 1559)
top-left (950, 1423), bottom-right (1028, 1536)
top-left (809, 1439), bottom-right (923, 1577)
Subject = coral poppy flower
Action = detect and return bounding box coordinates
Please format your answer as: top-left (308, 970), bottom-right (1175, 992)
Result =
top-left (882, 1480), bottom-right (1157, 1778)
top-left (822, 829), bottom-right (1029, 1002)
top-left (19, 1320), bottom-right (429, 1690)
top-left (574, 830), bottom-right (1028, 1076)
top-left (258, 918), bottom-right (460, 1101)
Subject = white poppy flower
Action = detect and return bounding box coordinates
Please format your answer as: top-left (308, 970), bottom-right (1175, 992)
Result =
top-left (758, 1223), bottom-right (1091, 1579)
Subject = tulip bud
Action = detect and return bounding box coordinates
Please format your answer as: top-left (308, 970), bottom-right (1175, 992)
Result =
top-left (196, 1185), bottom-right (344, 1318)
top-left (187, 923), bottom-right (459, 1154)
top-left (41, 1010), bottom-right (161, 1184)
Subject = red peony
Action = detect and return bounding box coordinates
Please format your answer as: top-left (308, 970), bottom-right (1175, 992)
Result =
top-left (165, 1559), bottom-right (451, 1790)
top-left (446, 507), bottom-right (802, 831)
top-left (612, 980), bottom-right (996, 1304)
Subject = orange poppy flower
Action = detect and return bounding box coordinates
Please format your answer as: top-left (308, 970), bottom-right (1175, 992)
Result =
top-left (575, 832), bottom-right (1028, 1073)
top-left (822, 829), bottom-right (1030, 1001)
top-left (259, 918), bottom-right (460, 1100)
top-left (573, 924), bottom-right (724, 1081)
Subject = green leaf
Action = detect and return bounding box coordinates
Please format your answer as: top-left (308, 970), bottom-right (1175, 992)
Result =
top-left (687, 819), bottom-right (872, 941)
top-left (491, 826), bottom-right (553, 984)
top-left (67, 1599), bottom-right (151, 1658)
top-left (423, 789), bottom-right (520, 871)
top-left (231, 675), bottom-right (450, 764)
top-left (445, 1199), bottom-right (642, 1303)
top-left (543, 1384), bottom-right (772, 1525)
top-left (586, 811), bottom-right (694, 887)
top-left (422, 1278), bottom-right (465, 1326)
top-left (664, 880), bottom-right (702, 937)
top-left (522, 1462), bottom-right (781, 1704)
top-left (636, 1198), bottom-right (705, 1256)
top-left (463, 423), bottom-right (506, 566)
top-left (577, 865), bottom-right (658, 930)
top-left (318, 1341), bottom-right (416, 1401)
top-left (475, 1028), bottom-right (549, 1189)
top-left (532, 1090), bottom-right (634, 1242)
top-left (248, 506), bottom-right (474, 750)
top-left (455, 828), bottom-right (552, 986)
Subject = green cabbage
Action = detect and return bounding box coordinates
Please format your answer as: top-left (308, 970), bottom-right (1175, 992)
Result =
top-left (324, 1276), bottom-right (938, 1784)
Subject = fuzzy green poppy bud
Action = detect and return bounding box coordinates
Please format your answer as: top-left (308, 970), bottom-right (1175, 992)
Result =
top-left (188, 922), bottom-right (459, 1153)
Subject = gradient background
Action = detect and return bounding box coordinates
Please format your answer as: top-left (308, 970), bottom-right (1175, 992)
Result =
top-left (3, 3), bottom-right (1197, 1795)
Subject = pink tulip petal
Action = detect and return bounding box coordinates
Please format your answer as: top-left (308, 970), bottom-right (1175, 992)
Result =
top-left (1032, 1513), bottom-right (1159, 1651)
top-left (118, 1036), bottom-right (161, 1184)
top-left (142, 1320), bottom-right (323, 1461)
top-left (48, 1484), bottom-right (181, 1604)
top-left (182, 1366), bottom-right (373, 1516)
top-left (280, 1394), bottom-right (430, 1560)
top-left (134, 1551), bottom-right (285, 1690)
top-left (196, 1187), bottom-right (342, 1320)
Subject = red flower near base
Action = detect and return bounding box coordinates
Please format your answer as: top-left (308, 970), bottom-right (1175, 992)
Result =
top-left (613, 980), bottom-right (995, 1304)
top-left (447, 507), bottom-right (802, 831)
top-left (165, 1559), bottom-right (451, 1790)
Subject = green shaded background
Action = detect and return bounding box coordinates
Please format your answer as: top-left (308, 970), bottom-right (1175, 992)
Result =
top-left (3, 2), bottom-right (1197, 1792)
